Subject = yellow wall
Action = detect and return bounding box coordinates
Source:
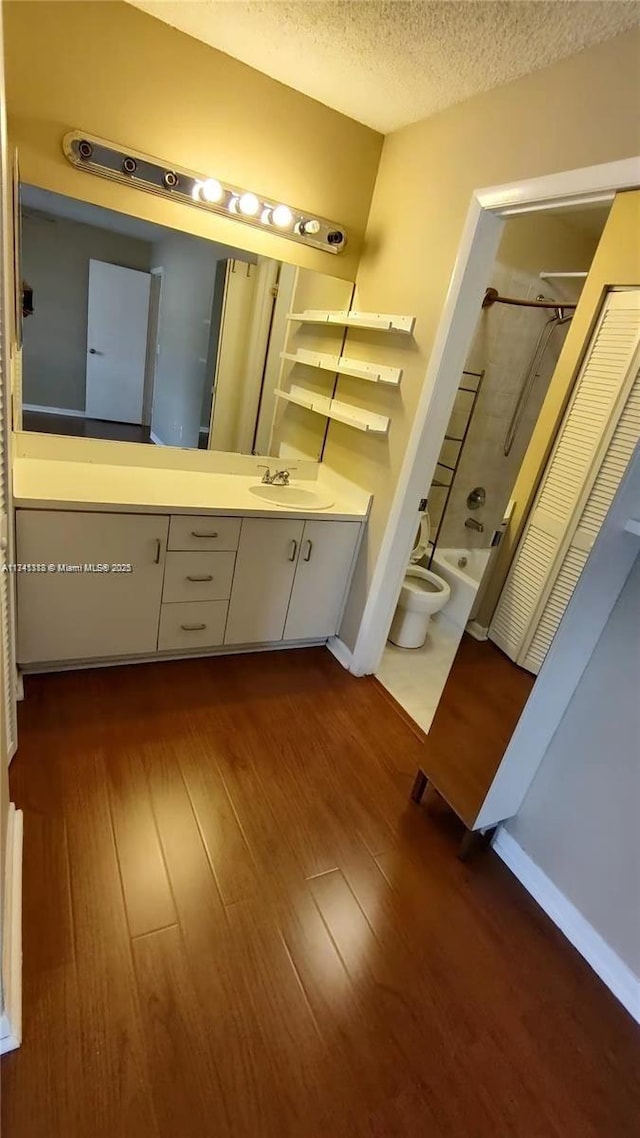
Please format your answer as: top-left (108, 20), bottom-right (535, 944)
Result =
top-left (4, 1), bottom-right (382, 282)
top-left (324, 30), bottom-right (640, 650)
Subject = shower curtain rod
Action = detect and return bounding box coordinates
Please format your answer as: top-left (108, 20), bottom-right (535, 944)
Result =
top-left (482, 287), bottom-right (577, 311)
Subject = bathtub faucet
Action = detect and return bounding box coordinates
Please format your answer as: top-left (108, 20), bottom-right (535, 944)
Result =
top-left (464, 517), bottom-right (484, 533)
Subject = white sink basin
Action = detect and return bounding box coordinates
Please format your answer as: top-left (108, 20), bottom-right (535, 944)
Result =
top-left (249, 483), bottom-right (335, 510)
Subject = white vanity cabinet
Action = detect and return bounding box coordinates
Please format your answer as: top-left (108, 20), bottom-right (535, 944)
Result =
top-left (225, 518), bottom-right (304, 645)
top-left (225, 517), bottom-right (360, 645)
top-left (16, 510), bottom-right (169, 663)
top-left (283, 520), bottom-right (361, 641)
top-left (15, 507), bottom-right (363, 667)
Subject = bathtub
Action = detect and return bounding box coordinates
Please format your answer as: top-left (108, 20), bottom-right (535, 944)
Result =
top-left (430, 546), bottom-right (491, 631)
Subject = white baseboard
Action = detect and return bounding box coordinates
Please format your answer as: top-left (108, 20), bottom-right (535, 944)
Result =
top-left (22, 403), bottom-right (85, 418)
top-left (466, 619), bottom-right (489, 641)
top-left (150, 430), bottom-right (167, 446)
top-left (0, 804), bottom-right (24, 1054)
top-left (493, 828), bottom-right (640, 1025)
top-left (327, 635), bottom-right (354, 672)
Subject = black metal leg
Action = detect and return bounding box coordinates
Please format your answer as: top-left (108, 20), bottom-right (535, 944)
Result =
top-left (410, 768), bottom-right (428, 804)
top-left (458, 826), bottom-right (497, 862)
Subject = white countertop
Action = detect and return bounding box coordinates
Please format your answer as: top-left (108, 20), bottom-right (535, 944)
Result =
top-left (13, 457), bottom-right (371, 521)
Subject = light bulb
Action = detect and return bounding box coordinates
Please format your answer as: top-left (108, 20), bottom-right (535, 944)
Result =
top-left (239, 192), bottom-right (259, 216)
top-left (272, 205), bottom-right (293, 229)
top-left (201, 178), bottom-right (223, 203)
top-left (302, 219), bottom-right (321, 236)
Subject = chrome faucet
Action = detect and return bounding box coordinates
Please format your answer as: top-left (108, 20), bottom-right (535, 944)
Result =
top-left (464, 516), bottom-right (484, 532)
top-left (257, 465), bottom-right (296, 486)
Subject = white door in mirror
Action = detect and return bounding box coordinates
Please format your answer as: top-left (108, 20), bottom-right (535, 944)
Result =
top-left (85, 260), bottom-right (151, 424)
top-left (248, 484), bottom-right (334, 510)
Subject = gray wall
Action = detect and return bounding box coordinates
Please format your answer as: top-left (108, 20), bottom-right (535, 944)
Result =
top-left (21, 213), bottom-right (152, 411)
top-left (150, 233), bottom-right (220, 448)
top-left (506, 554), bottom-right (640, 976)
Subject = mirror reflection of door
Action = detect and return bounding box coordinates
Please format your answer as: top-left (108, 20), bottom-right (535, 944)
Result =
top-left (85, 259), bottom-right (151, 424)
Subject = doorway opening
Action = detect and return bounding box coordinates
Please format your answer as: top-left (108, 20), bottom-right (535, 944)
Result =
top-left (376, 202), bottom-right (613, 734)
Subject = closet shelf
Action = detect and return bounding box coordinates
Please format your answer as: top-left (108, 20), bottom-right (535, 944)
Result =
top-left (281, 348), bottom-right (402, 386)
top-left (274, 385), bottom-right (390, 435)
top-left (286, 309), bottom-right (416, 335)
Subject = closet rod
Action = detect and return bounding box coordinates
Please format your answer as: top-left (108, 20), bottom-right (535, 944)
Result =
top-left (482, 287), bottom-right (577, 311)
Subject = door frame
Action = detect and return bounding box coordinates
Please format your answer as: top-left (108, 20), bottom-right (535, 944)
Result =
top-left (347, 156), bottom-right (640, 677)
top-left (143, 266), bottom-right (163, 429)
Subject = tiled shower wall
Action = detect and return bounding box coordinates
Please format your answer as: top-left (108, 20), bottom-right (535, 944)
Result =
top-left (432, 214), bottom-right (601, 551)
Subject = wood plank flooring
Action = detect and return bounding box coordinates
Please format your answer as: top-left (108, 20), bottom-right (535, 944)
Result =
top-left (3, 648), bottom-right (638, 1137)
top-left (418, 634), bottom-right (536, 826)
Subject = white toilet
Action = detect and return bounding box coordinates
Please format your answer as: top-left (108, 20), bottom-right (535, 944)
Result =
top-left (388, 513), bottom-right (451, 649)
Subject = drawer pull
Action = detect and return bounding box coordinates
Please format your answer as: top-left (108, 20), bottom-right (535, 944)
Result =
top-left (186, 574), bottom-right (214, 582)
top-left (191, 530), bottom-right (219, 539)
top-left (180, 622), bottom-right (207, 632)
top-left (288, 539), bottom-right (298, 562)
top-left (303, 539), bottom-right (313, 562)
top-left (154, 538), bottom-right (162, 564)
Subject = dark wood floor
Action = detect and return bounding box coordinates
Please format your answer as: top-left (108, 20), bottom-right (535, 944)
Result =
top-left (419, 634), bottom-right (536, 827)
top-left (23, 410), bottom-right (153, 444)
top-left (3, 649), bottom-right (638, 1137)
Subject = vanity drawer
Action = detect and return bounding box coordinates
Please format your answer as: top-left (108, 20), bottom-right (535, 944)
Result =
top-left (158, 600), bottom-right (228, 652)
top-left (162, 551), bottom-right (235, 603)
top-left (168, 515), bottom-right (241, 552)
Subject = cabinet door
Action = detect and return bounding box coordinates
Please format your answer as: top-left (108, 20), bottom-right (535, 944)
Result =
top-left (224, 518), bottom-right (303, 645)
top-left (284, 521), bottom-right (360, 641)
top-left (16, 510), bottom-right (169, 663)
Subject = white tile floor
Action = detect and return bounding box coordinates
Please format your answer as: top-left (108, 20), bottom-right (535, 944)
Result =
top-left (376, 612), bottom-right (463, 735)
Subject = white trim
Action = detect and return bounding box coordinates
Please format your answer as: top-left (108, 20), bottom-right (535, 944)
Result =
top-left (349, 156), bottom-right (640, 680)
top-left (149, 429), bottom-right (167, 446)
top-left (18, 636), bottom-right (328, 674)
top-left (0, 804), bottom-right (23, 1054)
top-left (326, 635), bottom-right (353, 671)
top-left (465, 620), bottom-right (488, 641)
top-left (22, 403), bottom-right (86, 418)
top-left (493, 828), bottom-right (640, 1025)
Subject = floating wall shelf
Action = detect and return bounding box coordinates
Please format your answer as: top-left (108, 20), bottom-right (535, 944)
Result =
top-left (274, 385), bottom-right (390, 435)
top-left (281, 348), bottom-right (402, 386)
top-left (287, 309), bottom-right (416, 335)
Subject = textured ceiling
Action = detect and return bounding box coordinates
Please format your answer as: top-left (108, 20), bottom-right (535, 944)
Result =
top-left (126, 0), bottom-right (640, 133)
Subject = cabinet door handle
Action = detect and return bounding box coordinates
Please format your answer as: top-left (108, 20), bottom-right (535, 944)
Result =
top-left (186, 574), bottom-right (214, 582)
top-left (191, 530), bottom-right (218, 539)
top-left (303, 539), bottom-right (313, 562)
top-left (288, 539), bottom-right (298, 562)
top-left (154, 538), bottom-right (162, 564)
top-left (180, 623), bottom-right (207, 632)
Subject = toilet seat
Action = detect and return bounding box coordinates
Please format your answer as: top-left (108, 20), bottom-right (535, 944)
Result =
top-left (409, 511), bottom-right (430, 564)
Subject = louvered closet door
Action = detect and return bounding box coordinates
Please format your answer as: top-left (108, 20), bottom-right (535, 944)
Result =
top-left (490, 290), bottom-right (640, 675)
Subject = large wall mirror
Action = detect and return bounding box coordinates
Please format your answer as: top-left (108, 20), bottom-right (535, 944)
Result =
top-left (19, 184), bottom-right (354, 459)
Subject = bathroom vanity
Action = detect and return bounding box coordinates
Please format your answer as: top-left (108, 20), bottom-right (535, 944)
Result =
top-left (13, 454), bottom-right (368, 670)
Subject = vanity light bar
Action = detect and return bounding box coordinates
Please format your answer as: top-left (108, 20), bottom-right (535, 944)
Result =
top-left (62, 131), bottom-right (347, 254)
